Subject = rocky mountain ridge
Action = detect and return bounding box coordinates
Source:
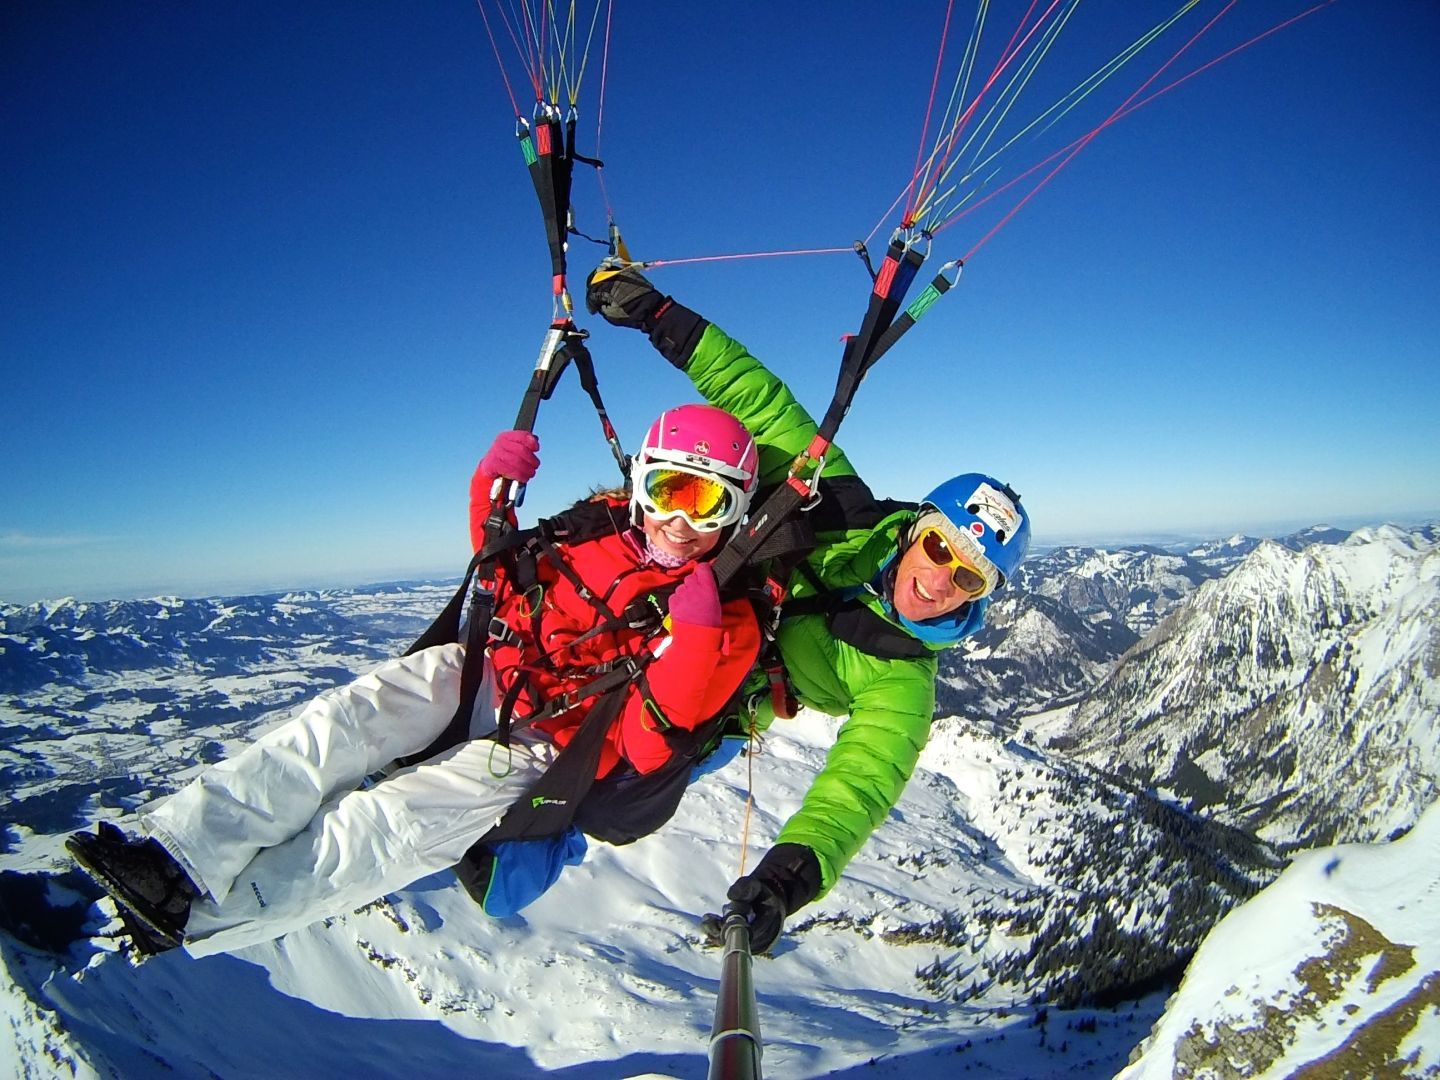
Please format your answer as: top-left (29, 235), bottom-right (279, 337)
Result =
top-left (1035, 524), bottom-right (1440, 851)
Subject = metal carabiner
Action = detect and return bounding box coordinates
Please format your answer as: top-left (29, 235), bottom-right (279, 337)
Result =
top-left (800, 454), bottom-right (826, 510)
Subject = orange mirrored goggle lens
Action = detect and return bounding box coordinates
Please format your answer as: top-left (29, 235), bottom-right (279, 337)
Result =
top-left (642, 468), bottom-right (734, 522)
top-left (918, 527), bottom-right (989, 595)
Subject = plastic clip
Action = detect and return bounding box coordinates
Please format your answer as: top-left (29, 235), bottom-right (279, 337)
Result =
top-left (642, 696), bottom-right (672, 733)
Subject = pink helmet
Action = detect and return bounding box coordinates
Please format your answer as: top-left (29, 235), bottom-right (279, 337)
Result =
top-left (631, 404), bottom-right (759, 531)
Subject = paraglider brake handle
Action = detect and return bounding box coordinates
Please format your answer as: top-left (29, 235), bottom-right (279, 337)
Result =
top-left (853, 240), bottom-right (876, 282)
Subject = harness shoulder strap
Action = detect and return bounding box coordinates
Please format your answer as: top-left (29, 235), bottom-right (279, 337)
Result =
top-left (398, 499), bottom-right (629, 766)
top-left (785, 562), bottom-right (931, 661)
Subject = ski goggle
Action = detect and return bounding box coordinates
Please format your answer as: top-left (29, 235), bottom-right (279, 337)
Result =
top-left (634, 464), bottom-right (747, 531)
top-left (916, 526), bottom-right (996, 597)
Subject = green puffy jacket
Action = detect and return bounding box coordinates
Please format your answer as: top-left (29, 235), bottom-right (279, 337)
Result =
top-left (681, 320), bottom-right (985, 895)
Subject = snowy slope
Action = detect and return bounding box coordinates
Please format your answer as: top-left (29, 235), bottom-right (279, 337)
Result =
top-left (1045, 525), bottom-right (1440, 850)
top-left (4, 709), bottom-right (1188, 1078)
top-left (1120, 800), bottom-right (1440, 1078)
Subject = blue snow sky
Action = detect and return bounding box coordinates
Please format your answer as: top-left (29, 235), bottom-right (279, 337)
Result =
top-left (3, 3), bottom-right (1438, 603)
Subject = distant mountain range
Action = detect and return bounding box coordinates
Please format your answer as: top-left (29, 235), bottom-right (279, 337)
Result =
top-left (938, 523), bottom-right (1440, 848)
top-left (0, 587), bottom-right (447, 694)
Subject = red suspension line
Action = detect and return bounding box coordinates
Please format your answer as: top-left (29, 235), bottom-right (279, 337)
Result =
top-left (958, 0), bottom-right (1245, 262)
top-left (903, 0), bottom-right (957, 227)
top-left (476, 1), bottom-right (522, 117)
top-left (940, 4), bottom-right (1333, 239)
top-left (994, 0), bottom-right (1046, 85)
top-left (515, 1), bottom-right (543, 102)
top-left (918, 0), bottom-right (1067, 223)
top-left (1124, 0), bottom-right (1339, 115)
top-left (492, 1), bottom-right (543, 103)
top-left (536, 1), bottom-right (550, 101)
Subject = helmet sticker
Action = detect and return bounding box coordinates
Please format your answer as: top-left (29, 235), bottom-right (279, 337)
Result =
top-left (965, 481), bottom-right (1022, 544)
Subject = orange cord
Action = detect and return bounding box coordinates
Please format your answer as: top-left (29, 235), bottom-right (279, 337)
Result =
top-left (736, 710), bottom-right (758, 877)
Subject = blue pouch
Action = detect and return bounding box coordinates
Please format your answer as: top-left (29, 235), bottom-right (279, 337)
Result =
top-left (478, 828), bottom-right (589, 917)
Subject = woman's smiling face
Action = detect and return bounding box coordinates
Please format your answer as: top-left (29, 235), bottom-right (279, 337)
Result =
top-left (641, 512), bottom-right (721, 561)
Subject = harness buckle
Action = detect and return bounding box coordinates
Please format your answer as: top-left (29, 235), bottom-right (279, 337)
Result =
top-left (762, 575), bottom-right (787, 609)
top-left (627, 595), bottom-right (665, 631)
top-left (765, 662), bottom-right (797, 721)
top-left (486, 616), bottom-right (520, 650)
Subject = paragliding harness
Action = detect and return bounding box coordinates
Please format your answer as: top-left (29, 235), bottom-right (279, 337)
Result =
top-left (396, 315), bottom-right (799, 863)
top-left (402, 492), bottom-right (747, 847)
top-left (397, 318), bottom-right (718, 847)
top-left (777, 531), bottom-right (932, 663)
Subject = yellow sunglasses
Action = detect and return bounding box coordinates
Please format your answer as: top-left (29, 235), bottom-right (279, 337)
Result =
top-left (916, 526), bottom-right (992, 597)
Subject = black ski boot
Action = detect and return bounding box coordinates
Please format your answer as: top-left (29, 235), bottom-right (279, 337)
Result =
top-left (67, 821), bottom-right (198, 954)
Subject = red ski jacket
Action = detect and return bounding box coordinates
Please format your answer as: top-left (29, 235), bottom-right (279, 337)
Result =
top-left (470, 468), bottom-right (761, 778)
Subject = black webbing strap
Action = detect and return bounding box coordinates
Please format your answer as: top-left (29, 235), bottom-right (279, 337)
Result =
top-left (404, 550), bottom-right (480, 657)
top-left (711, 476), bottom-right (813, 590)
top-left (710, 241), bottom-right (928, 592)
top-left (502, 323), bottom-right (628, 517)
top-left (818, 239), bottom-right (925, 436)
top-left (480, 654), bottom-right (651, 842)
top-left (785, 562), bottom-right (931, 661)
top-left (558, 111), bottom-right (578, 254)
top-left (397, 537), bottom-right (516, 767)
top-left (515, 322), bottom-right (574, 431)
top-left (564, 336), bottom-right (630, 480)
top-left (860, 260), bottom-right (961, 375)
top-left (518, 106), bottom-right (572, 292)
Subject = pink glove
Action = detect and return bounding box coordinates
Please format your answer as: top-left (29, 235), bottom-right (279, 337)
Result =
top-left (479, 430), bottom-right (540, 483)
top-left (668, 562), bottom-right (721, 629)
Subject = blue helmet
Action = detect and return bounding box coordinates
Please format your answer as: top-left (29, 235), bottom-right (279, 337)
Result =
top-left (920, 473), bottom-right (1031, 586)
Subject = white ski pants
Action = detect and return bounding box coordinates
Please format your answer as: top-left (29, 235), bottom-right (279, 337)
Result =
top-left (139, 643), bottom-right (556, 958)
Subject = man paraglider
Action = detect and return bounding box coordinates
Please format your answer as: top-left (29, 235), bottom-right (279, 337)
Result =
top-left (587, 265), bottom-right (1032, 954)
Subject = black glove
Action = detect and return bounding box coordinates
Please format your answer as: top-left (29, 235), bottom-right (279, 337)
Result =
top-left (701, 843), bottom-right (823, 954)
top-left (585, 264), bottom-right (667, 329)
top-left (586, 263), bottom-right (710, 370)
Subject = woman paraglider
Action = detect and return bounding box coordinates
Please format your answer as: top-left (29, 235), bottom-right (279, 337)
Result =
top-left (67, 404), bottom-right (763, 958)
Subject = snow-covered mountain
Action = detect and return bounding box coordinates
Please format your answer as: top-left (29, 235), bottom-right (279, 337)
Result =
top-left (0, 588), bottom-right (1273, 1075)
top-left (1120, 799), bottom-right (1440, 1077)
top-left (1037, 525), bottom-right (1440, 852)
top-left (937, 545), bottom-right (1213, 723)
top-left (0, 586), bottom-right (449, 858)
top-left (936, 524), bottom-right (1350, 724)
top-left (2, 521), bottom-right (1435, 1076)
top-left (1184, 524), bottom-right (1355, 569)
top-left (3, 703), bottom-right (1256, 1077)
top-left (0, 587), bottom-right (446, 693)
top-left (1186, 532), bottom-right (1267, 567)
top-left (889, 719), bottom-right (1281, 1009)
